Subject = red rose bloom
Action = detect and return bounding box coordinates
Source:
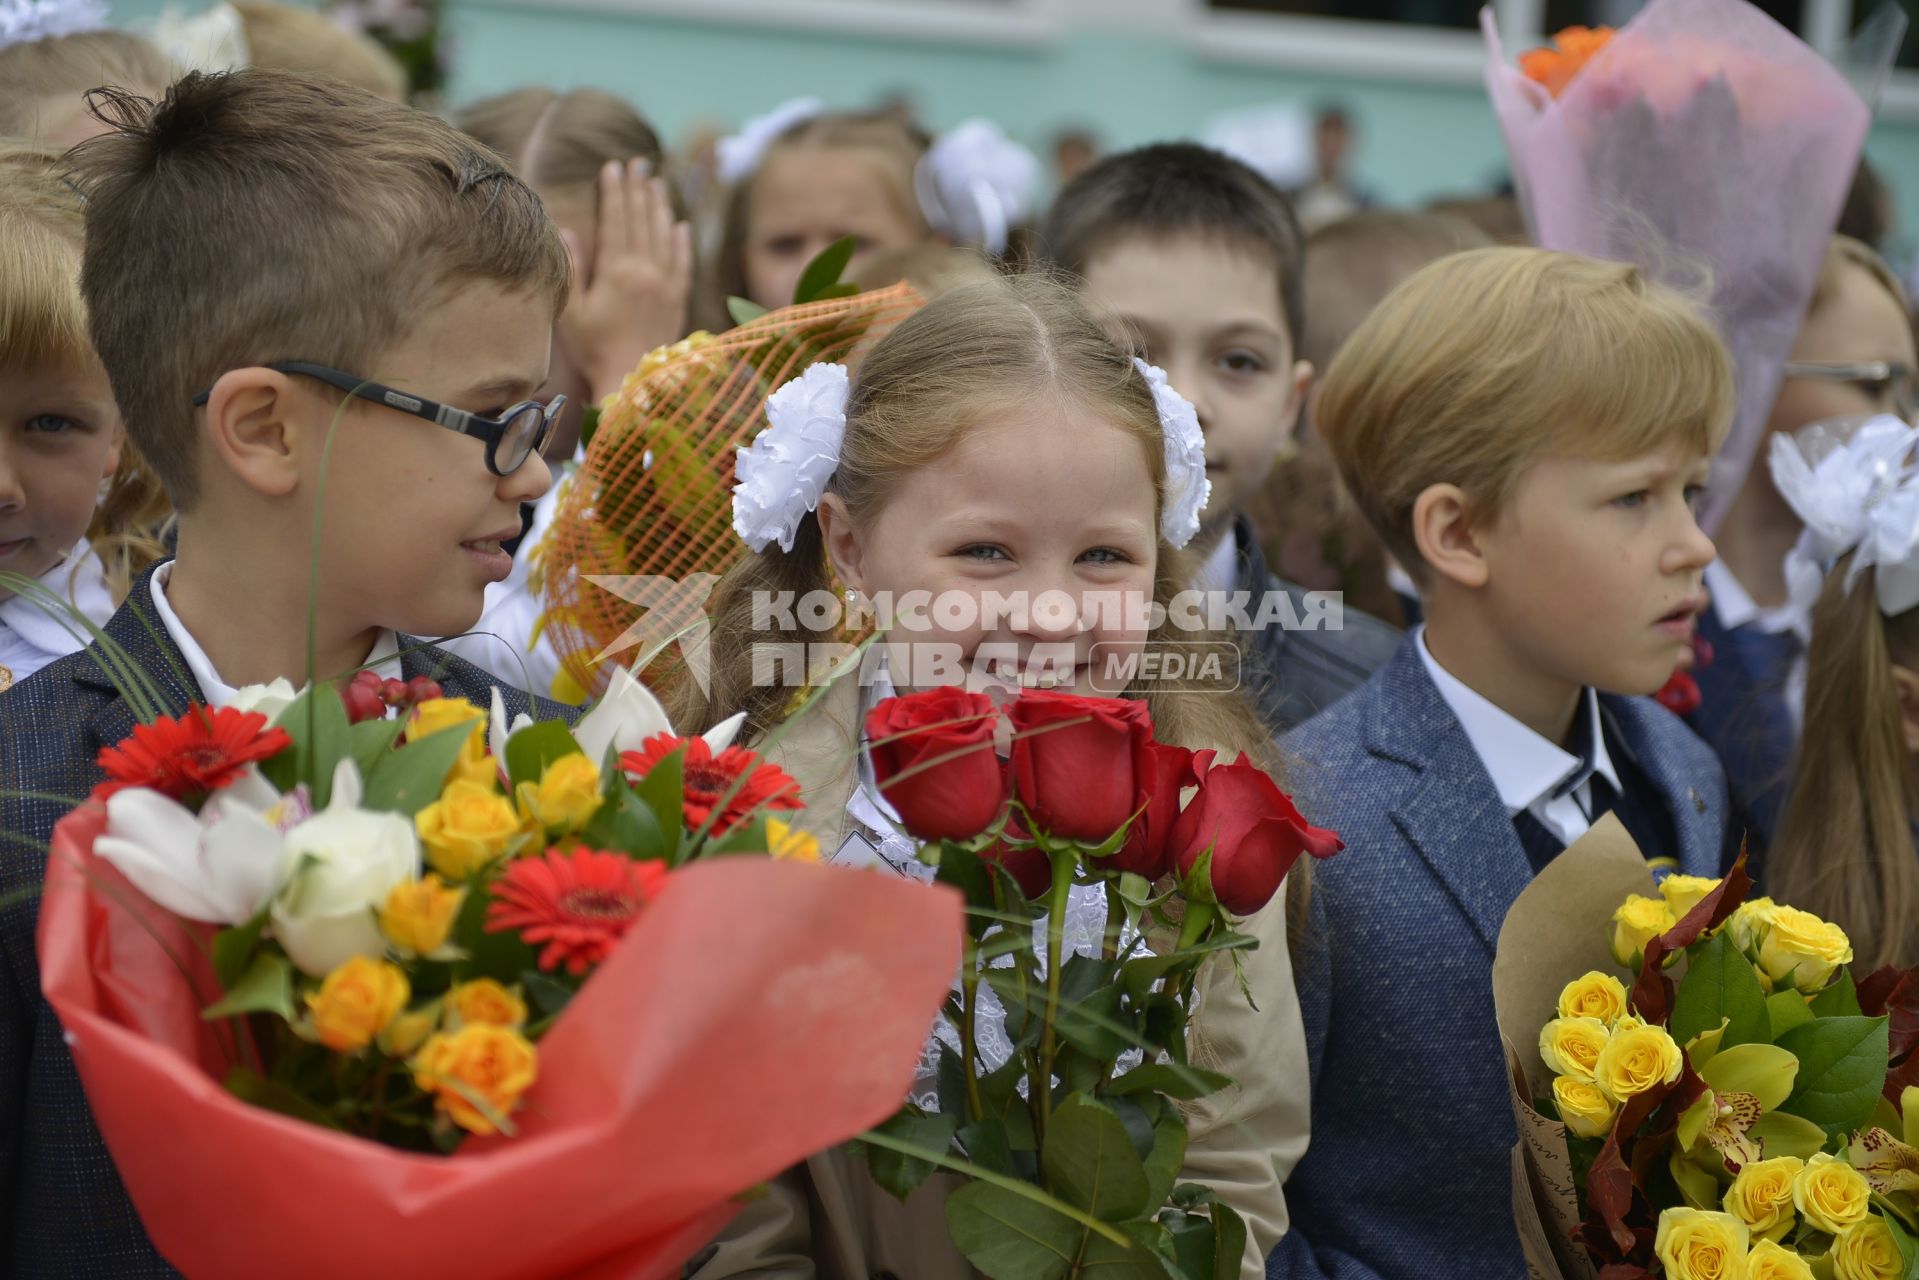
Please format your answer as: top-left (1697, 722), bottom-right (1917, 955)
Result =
top-left (1169, 751), bottom-right (1343, 915)
top-left (1008, 692), bottom-right (1152, 843)
top-left (619, 734), bottom-right (802, 837)
top-left (92, 706), bottom-right (292, 803)
top-left (865, 687), bottom-right (1006, 841)
top-left (486, 847), bottom-right (670, 976)
top-left (979, 813), bottom-right (1051, 900)
top-left (1107, 739), bottom-right (1198, 881)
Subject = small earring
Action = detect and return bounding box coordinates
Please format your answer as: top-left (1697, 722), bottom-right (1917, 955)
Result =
top-left (844, 588), bottom-right (859, 604)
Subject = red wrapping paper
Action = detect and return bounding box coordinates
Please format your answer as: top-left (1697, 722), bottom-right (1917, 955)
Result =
top-left (39, 805), bottom-right (963, 1279)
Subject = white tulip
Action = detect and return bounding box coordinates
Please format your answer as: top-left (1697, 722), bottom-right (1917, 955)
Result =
top-left (225, 678), bottom-right (303, 724)
top-left (489, 686), bottom-right (534, 769)
top-left (95, 766), bottom-right (306, 925)
top-left (573, 666), bottom-right (746, 765)
top-left (269, 759), bottom-right (419, 977)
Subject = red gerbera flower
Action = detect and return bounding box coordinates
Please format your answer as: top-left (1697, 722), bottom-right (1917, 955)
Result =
top-left (619, 733), bottom-right (802, 837)
top-left (485, 847), bottom-right (670, 976)
top-left (92, 706), bottom-right (292, 803)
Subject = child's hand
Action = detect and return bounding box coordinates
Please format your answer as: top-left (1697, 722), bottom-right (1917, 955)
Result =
top-left (561, 159), bottom-right (693, 403)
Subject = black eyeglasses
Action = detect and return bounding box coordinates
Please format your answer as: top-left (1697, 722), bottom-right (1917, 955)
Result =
top-left (191, 361), bottom-right (564, 477)
top-left (1784, 360), bottom-right (1917, 424)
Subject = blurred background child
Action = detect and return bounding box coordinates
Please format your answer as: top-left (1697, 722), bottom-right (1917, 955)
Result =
top-left (0, 24), bottom-right (174, 147)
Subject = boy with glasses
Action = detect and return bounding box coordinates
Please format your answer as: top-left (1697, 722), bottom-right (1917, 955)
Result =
top-left (0, 70), bottom-right (575, 1273)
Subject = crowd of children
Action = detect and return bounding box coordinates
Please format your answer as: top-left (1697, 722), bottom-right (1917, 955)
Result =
top-left (0, 3), bottom-right (1914, 1278)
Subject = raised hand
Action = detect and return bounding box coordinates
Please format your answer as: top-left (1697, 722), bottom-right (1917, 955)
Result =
top-left (560, 158), bottom-right (694, 403)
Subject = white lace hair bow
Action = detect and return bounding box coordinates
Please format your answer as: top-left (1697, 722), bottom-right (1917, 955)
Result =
top-left (732, 358), bottom-right (1211, 554)
top-left (146, 2), bottom-right (248, 73)
top-left (1769, 415), bottom-right (1919, 622)
top-left (0, 0), bottom-right (107, 49)
top-left (915, 119), bottom-right (1041, 258)
top-left (716, 97), bottom-right (826, 187)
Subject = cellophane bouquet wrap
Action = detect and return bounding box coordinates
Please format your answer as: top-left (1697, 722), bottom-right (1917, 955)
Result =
top-left (1483, 0), bottom-right (1891, 533)
top-left (536, 284), bottom-right (923, 700)
top-left (37, 670), bottom-right (962, 1279)
top-left (1495, 815), bottom-right (1919, 1279)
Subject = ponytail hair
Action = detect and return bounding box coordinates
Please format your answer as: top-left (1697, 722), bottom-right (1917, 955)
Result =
top-left (1772, 550), bottom-right (1919, 970)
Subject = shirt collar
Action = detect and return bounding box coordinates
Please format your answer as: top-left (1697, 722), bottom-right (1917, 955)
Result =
top-left (0, 539), bottom-right (115, 657)
top-left (1704, 560), bottom-right (1800, 635)
top-left (1195, 525), bottom-right (1239, 597)
top-left (149, 560), bottom-right (402, 708)
top-left (1414, 625), bottom-right (1620, 817)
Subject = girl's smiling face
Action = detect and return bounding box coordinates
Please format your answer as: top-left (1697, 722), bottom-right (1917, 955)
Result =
top-left (0, 359), bottom-right (124, 601)
top-left (818, 397), bottom-right (1159, 698)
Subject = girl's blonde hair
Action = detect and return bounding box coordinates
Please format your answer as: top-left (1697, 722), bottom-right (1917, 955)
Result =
top-left (707, 111), bottom-right (929, 323)
top-left (674, 272), bottom-right (1275, 773)
top-left (233, 2), bottom-right (406, 101)
top-left (0, 29), bottom-right (175, 143)
top-left (1772, 554), bottom-right (1919, 971)
top-left (455, 86), bottom-right (665, 202)
top-left (0, 142), bottom-right (169, 601)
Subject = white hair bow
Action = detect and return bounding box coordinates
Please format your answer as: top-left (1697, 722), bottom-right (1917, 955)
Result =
top-left (731, 358), bottom-right (1213, 555)
top-left (0, 0), bottom-right (107, 49)
top-left (146, 2), bottom-right (248, 73)
top-left (915, 119), bottom-right (1041, 258)
top-left (1769, 415), bottom-right (1919, 621)
top-left (716, 97), bottom-right (826, 187)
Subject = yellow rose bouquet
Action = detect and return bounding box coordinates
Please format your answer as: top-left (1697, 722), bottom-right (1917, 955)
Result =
top-left (35, 663), bottom-right (963, 1279)
top-left (1494, 817), bottom-right (1919, 1280)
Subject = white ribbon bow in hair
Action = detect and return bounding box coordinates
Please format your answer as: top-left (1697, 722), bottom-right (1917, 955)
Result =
top-left (1137, 359), bottom-right (1211, 551)
top-left (0, 0), bottom-right (107, 49)
top-left (716, 97), bottom-right (826, 187)
top-left (915, 119), bottom-right (1040, 258)
top-left (146, 1), bottom-right (248, 74)
top-left (1769, 415), bottom-right (1919, 622)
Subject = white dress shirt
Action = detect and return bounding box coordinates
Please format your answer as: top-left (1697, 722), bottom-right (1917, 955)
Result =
top-left (1414, 625), bottom-right (1622, 846)
top-left (0, 539), bottom-right (115, 688)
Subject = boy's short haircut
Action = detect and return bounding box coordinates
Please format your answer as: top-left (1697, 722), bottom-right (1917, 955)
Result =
top-left (1038, 142), bottom-right (1306, 350)
top-left (69, 70), bottom-right (569, 511)
top-left (1302, 210), bottom-right (1491, 372)
top-left (234, 2), bottom-right (407, 102)
top-left (0, 30), bottom-right (176, 141)
top-left (1317, 246), bottom-right (1734, 575)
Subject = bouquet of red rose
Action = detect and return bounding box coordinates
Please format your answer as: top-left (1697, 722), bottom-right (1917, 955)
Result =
top-left (856, 686), bottom-right (1342, 1277)
top-left (37, 665), bottom-right (962, 1279)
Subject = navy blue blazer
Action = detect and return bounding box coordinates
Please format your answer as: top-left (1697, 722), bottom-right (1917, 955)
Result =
top-left (1684, 605), bottom-right (1799, 868)
top-left (1267, 638), bottom-right (1728, 1280)
top-left (0, 566), bottom-right (575, 1277)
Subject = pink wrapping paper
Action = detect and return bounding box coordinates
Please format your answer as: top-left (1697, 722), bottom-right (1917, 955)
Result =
top-left (40, 804), bottom-right (963, 1279)
top-left (1484, 0), bottom-right (1877, 532)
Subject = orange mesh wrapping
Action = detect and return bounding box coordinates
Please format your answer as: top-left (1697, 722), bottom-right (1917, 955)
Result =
top-left (538, 283), bottom-right (925, 698)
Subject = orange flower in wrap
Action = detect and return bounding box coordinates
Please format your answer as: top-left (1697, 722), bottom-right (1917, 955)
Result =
top-left (1520, 25), bottom-right (1616, 98)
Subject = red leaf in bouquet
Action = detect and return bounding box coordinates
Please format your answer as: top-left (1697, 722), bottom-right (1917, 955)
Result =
top-left (1629, 851), bottom-right (1751, 1025)
top-left (619, 734), bottom-right (801, 837)
top-left (864, 687), bottom-right (1007, 841)
top-left (1886, 1049), bottom-right (1919, 1107)
top-left (1169, 750), bottom-right (1343, 916)
top-left (1008, 691), bottom-right (1152, 842)
top-left (487, 848), bottom-right (670, 977)
top-left (92, 706), bottom-right (292, 803)
top-left (1107, 739), bottom-right (1197, 881)
top-left (1857, 965), bottom-right (1919, 1061)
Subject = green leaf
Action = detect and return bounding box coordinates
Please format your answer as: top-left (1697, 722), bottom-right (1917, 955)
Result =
top-left (1811, 968), bottom-right (1865, 1018)
top-left (861, 1108), bottom-right (959, 1202)
top-left (362, 723), bottom-right (474, 817)
top-left (1672, 932), bottom-right (1772, 1049)
top-left (504, 720), bottom-right (584, 792)
top-left (629, 744), bottom-right (685, 854)
top-left (1209, 1204), bottom-right (1247, 1280)
top-left (578, 779), bottom-right (668, 861)
top-left (1885, 1211), bottom-right (1919, 1280)
top-left (1748, 1110), bottom-right (1828, 1161)
top-left (1669, 1151), bottom-right (1721, 1210)
top-left (224, 1065), bottom-right (343, 1131)
top-left (262, 685), bottom-right (353, 806)
top-left (346, 715), bottom-right (405, 779)
top-left (1075, 1223), bottom-right (1178, 1277)
top-left (1139, 1107), bottom-right (1188, 1213)
top-left (212, 905), bottom-right (272, 989)
top-left (1769, 989), bottom-right (1816, 1040)
top-left (1778, 1015), bottom-right (1892, 1138)
top-left (944, 1180), bottom-right (1079, 1280)
top-left (1041, 1093), bottom-right (1152, 1221)
top-left (202, 952), bottom-right (295, 1022)
top-left (519, 968), bottom-right (574, 1019)
top-left (1164, 1212), bottom-right (1216, 1280)
top-left (1055, 983), bottom-right (1131, 1061)
top-left (1700, 1042), bottom-right (1800, 1112)
top-left (452, 878), bottom-right (538, 983)
top-left (958, 1116), bottom-right (1019, 1177)
top-left (726, 296), bottom-right (769, 327)
top-left (1109, 1064), bottom-right (1231, 1102)
top-left (792, 235), bottom-right (857, 305)
top-left (1119, 933), bottom-right (1255, 1004)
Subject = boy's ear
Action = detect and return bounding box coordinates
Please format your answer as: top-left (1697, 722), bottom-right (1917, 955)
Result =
top-left (1410, 482), bottom-right (1490, 590)
top-left (1280, 358), bottom-right (1313, 446)
top-left (815, 493), bottom-right (866, 594)
top-left (202, 368), bottom-right (304, 499)
top-left (1891, 664), bottom-right (1919, 755)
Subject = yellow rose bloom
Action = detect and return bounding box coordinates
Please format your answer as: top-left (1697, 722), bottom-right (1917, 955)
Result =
top-left (766, 817), bottom-right (820, 862)
top-left (408, 697), bottom-right (493, 789)
top-left (1557, 971), bottom-right (1631, 1025)
top-left (1723, 1157), bottom-right (1803, 1241)
top-left (1655, 1208), bottom-right (1750, 1280)
top-left (417, 780), bottom-right (522, 880)
top-left (1726, 897), bottom-right (1779, 956)
top-left (1552, 1075), bottom-right (1618, 1139)
top-left (1756, 906), bottom-right (1853, 994)
top-left (1793, 1153), bottom-right (1873, 1236)
top-left (377, 1008), bottom-right (436, 1057)
top-left (1593, 1021), bottom-right (1684, 1104)
top-left (1612, 894), bottom-right (1677, 967)
top-left (1660, 874), bottom-right (1722, 919)
top-left (1833, 1217), bottom-right (1904, 1280)
top-left (412, 1023), bottom-right (539, 1136)
top-left (444, 978), bottom-right (528, 1029)
top-left (1540, 1017), bottom-right (1612, 1083)
top-left (305, 955), bottom-right (409, 1052)
top-left (516, 752), bottom-right (603, 837)
top-left (1746, 1240), bottom-right (1814, 1280)
top-left (377, 874), bottom-right (464, 955)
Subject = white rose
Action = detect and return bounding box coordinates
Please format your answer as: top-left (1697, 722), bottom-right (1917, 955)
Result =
top-left (95, 766), bottom-right (306, 924)
top-left (225, 678), bottom-right (302, 724)
top-left (269, 760), bottom-right (420, 976)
